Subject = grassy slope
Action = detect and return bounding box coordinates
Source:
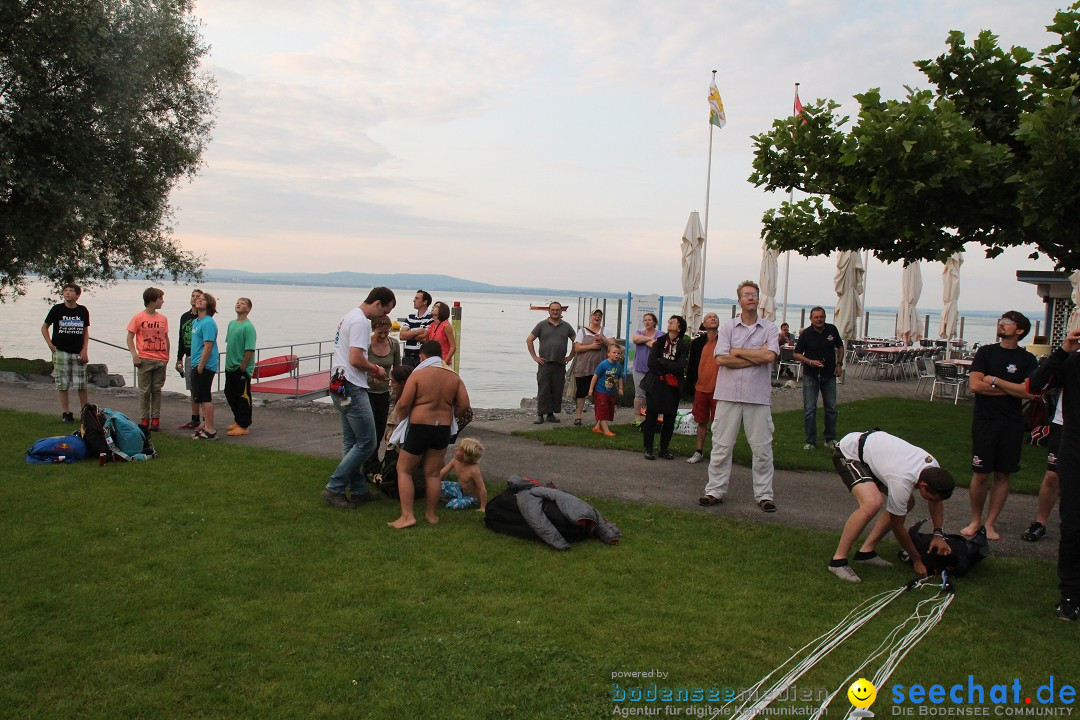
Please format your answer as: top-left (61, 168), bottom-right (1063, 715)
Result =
top-left (0, 409), bottom-right (1070, 719)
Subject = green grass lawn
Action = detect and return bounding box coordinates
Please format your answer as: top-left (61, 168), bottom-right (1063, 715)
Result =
top-left (0, 408), bottom-right (1071, 718)
top-left (514, 397), bottom-right (1049, 494)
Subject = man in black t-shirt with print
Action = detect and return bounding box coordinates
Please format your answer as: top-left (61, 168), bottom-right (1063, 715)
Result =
top-left (40, 283), bottom-right (91, 423)
top-left (960, 310), bottom-right (1038, 542)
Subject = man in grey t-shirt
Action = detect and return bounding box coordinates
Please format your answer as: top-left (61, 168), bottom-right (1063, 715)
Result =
top-left (526, 301), bottom-right (576, 424)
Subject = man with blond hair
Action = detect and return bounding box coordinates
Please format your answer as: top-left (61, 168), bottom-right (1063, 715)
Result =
top-left (699, 281), bottom-right (779, 512)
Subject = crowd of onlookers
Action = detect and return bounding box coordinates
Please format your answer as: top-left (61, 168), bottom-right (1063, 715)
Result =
top-left (525, 283), bottom-right (1080, 621)
top-left (38, 281), bottom-right (1080, 619)
top-left (41, 283), bottom-right (257, 439)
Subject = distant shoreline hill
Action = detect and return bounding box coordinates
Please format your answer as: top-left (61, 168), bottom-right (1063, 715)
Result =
top-left (199, 269), bottom-right (1034, 317)
top-left (201, 268), bottom-right (737, 306)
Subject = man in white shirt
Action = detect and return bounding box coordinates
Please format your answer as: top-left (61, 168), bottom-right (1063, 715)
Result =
top-left (322, 287), bottom-right (396, 509)
top-left (828, 430), bottom-right (955, 582)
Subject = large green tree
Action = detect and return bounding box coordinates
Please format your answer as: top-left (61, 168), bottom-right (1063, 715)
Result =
top-left (0, 0), bottom-right (216, 300)
top-left (750, 3), bottom-right (1080, 271)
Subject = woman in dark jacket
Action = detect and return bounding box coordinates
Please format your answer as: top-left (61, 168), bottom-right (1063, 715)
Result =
top-left (642, 315), bottom-right (689, 460)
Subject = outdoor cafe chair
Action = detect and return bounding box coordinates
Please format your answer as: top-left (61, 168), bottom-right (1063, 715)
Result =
top-left (930, 361), bottom-right (965, 405)
top-left (776, 346), bottom-right (802, 382)
top-left (914, 355), bottom-right (936, 396)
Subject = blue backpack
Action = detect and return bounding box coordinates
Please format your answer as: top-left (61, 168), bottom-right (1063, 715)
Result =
top-left (26, 435), bottom-right (88, 464)
top-left (101, 408), bottom-right (155, 461)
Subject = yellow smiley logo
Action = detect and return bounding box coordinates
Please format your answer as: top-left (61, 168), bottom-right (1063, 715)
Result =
top-left (848, 678), bottom-right (877, 708)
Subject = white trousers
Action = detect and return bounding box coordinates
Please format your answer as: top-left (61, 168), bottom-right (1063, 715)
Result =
top-left (704, 401), bottom-right (775, 502)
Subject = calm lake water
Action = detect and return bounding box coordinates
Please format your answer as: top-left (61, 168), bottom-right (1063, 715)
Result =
top-left (2, 279), bottom-right (1041, 408)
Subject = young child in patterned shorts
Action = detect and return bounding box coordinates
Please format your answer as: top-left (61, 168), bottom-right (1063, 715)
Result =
top-left (439, 438), bottom-right (487, 511)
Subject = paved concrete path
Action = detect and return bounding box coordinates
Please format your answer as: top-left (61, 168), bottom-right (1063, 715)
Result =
top-left (0, 373), bottom-right (1054, 562)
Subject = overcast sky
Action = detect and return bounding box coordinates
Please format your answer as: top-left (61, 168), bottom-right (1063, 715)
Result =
top-left (175, 0), bottom-right (1066, 311)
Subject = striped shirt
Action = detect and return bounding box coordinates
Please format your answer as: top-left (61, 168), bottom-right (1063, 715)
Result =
top-left (402, 310), bottom-right (433, 354)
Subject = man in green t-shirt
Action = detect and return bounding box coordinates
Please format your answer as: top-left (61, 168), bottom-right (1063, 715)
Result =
top-left (224, 297), bottom-right (257, 436)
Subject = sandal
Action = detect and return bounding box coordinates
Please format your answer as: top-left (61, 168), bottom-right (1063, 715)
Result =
top-left (193, 429), bottom-right (218, 440)
top-left (1022, 522), bottom-right (1047, 542)
top-left (574, 419), bottom-right (582, 426)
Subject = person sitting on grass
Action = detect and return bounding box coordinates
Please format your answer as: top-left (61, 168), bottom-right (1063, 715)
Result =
top-left (438, 438), bottom-right (487, 511)
top-left (828, 429), bottom-right (955, 583)
top-left (588, 344), bottom-right (624, 437)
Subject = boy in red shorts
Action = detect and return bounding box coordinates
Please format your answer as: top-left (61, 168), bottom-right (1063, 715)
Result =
top-left (589, 345), bottom-right (624, 437)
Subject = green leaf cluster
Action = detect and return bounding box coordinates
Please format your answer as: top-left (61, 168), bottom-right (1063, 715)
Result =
top-left (750, 4), bottom-right (1080, 271)
top-left (0, 0), bottom-right (217, 300)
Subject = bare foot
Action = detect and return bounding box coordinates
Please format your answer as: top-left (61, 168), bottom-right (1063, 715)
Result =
top-left (985, 525), bottom-right (1000, 541)
top-left (388, 516), bottom-right (416, 529)
top-left (959, 521), bottom-right (981, 538)
top-left (425, 513), bottom-right (439, 525)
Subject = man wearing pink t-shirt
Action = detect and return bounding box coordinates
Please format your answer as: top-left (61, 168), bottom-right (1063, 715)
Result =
top-left (126, 287), bottom-right (170, 431)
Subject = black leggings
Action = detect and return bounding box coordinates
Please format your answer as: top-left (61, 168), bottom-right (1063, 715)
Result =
top-left (643, 385), bottom-right (679, 453)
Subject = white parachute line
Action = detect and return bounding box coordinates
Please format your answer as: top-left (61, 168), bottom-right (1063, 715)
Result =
top-left (812, 591), bottom-right (954, 720)
top-left (809, 593), bottom-right (944, 720)
top-left (725, 587), bottom-right (906, 720)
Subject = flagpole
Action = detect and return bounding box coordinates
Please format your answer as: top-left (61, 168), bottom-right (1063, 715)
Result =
top-left (701, 69), bottom-right (717, 305)
top-left (782, 82), bottom-right (800, 326)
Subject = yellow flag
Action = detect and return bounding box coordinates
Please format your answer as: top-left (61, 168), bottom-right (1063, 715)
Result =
top-left (709, 82), bottom-right (726, 128)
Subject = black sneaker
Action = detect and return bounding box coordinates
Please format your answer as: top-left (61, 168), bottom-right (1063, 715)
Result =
top-left (1022, 522), bottom-right (1047, 542)
top-left (659, 452), bottom-right (674, 460)
top-left (61, 412), bottom-right (75, 423)
top-left (1056, 598), bottom-right (1078, 621)
top-left (348, 492), bottom-right (376, 506)
top-left (644, 451), bottom-right (655, 461)
top-left (533, 416), bottom-right (546, 424)
top-left (546, 413), bottom-right (560, 423)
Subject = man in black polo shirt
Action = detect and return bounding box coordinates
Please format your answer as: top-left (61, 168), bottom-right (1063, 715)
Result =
top-left (960, 311), bottom-right (1037, 542)
top-left (794, 306), bottom-right (845, 450)
top-left (399, 290), bottom-right (433, 368)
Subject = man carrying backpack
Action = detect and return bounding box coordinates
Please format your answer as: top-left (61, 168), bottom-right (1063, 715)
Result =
top-left (828, 430), bottom-right (955, 583)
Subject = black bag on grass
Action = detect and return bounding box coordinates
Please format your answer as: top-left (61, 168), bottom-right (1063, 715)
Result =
top-left (484, 487), bottom-right (588, 545)
top-left (78, 403), bottom-right (111, 459)
top-left (900, 519), bottom-right (989, 576)
top-left (375, 447), bottom-right (426, 499)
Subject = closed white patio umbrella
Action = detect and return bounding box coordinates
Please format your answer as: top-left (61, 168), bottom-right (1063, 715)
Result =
top-left (759, 241), bottom-right (779, 322)
top-left (833, 250), bottom-right (865, 340)
top-left (896, 260), bottom-right (923, 343)
top-left (680, 212), bottom-right (705, 331)
top-left (939, 252), bottom-right (963, 339)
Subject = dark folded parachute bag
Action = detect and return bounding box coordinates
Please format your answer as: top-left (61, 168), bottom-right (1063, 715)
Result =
top-left (485, 484), bottom-right (588, 546)
top-left (26, 435), bottom-right (88, 464)
top-left (899, 519), bottom-right (989, 576)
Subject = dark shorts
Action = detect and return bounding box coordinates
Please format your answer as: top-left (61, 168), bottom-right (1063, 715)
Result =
top-left (193, 368), bottom-right (215, 403)
top-left (402, 423), bottom-right (452, 456)
top-left (971, 417), bottom-right (1025, 475)
top-left (692, 390), bottom-right (717, 425)
top-left (575, 375), bottom-right (592, 399)
top-left (593, 392), bottom-right (615, 421)
top-left (1048, 423), bottom-right (1062, 472)
top-left (833, 448), bottom-right (885, 493)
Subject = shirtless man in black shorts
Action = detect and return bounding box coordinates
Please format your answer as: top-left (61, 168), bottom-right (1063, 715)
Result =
top-left (389, 340), bottom-right (471, 529)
